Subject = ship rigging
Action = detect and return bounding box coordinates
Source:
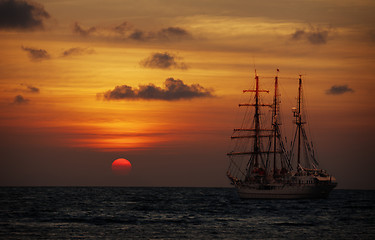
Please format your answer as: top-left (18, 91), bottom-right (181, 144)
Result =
top-left (226, 70), bottom-right (337, 199)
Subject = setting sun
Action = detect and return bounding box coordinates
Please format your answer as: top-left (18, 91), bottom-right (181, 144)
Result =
top-left (111, 158), bottom-right (132, 176)
top-left (0, 0), bottom-right (374, 189)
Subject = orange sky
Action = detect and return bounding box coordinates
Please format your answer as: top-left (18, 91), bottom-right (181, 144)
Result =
top-left (0, 0), bottom-right (374, 189)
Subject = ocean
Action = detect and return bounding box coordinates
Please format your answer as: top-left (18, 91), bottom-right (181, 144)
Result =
top-left (0, 187), bottom-right (374, 239)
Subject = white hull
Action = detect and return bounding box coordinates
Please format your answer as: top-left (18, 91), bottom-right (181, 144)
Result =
top-left (235, 182), bottom-right (337, 199)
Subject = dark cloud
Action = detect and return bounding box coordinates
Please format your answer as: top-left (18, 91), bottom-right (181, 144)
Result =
top-left (20, 83), bottom-right (39, 93)
top-left (306, 30), bottom-right (329, 44)
top-left (291, 27), bottom-right (330, 45)
top-left (326, 85), bottom-right (354, 95)
top-left (73, 22), bottom-right (96, 36)
top-left (62, 47), bottom-right (95, 57)
top-left (12, 94), bottom-right (29, 104)
top-left (21, 46), bottom-right (50, 61)
top-left (129, 26), bottom-right (191, 41)
top-left (113, 21), bottom-right (130, 35)
top-left (0, 0), bottom-right (50, 30)
top-left (291, 29), bottom-right (305, 40)
top-left (72, 20), bottom-right (192, 42)
top-left (27, 85), bottom-right (39, 92)
top-left (140, 52), bottom-right (188, 70)
top-left (99, 78), bottom-right (214, 101)
top-left (157, 27), bottom-right (192, 40)
top-left (129, 29), bottom-right (147, 41)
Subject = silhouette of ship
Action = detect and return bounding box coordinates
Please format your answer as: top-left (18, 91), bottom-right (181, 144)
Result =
top-left (227, 70), bottom-right (337, 199)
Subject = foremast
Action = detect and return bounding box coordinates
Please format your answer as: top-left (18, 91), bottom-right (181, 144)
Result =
top-left (227, 71), bottom-right (289, 184)
top-left (242, 72), bottom-right (270, 169)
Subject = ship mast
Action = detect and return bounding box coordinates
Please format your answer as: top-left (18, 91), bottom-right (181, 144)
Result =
top-left (226, 71), bottom-right (337, 197)
top-left (273, 74), bottom-right (278, 174)
top-left (227, 71), bottom-right (270, 175)
top-left (291, 75), bottom-right (320, 170)
top-left (242, 72), bottom-right (271, 170)
top-left (294, 75), bottom-right (304, 169)
top-left (254, 74), bottom-right (260, 167)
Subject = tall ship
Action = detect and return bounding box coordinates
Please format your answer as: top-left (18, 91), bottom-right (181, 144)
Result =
top-left (226, 70), bottom-right (337, 199)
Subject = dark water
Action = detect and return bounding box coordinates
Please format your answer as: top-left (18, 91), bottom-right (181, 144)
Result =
top-left (0, 187), bottom-right (374, 239)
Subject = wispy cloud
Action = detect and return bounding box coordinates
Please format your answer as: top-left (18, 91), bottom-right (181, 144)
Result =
top-left (21, 46), bottom-right (50, 61)
top-left (291, 27), bottom-right (331, 45)
top-left (326, 85), bottom-right (354, 95)
top-left (12, 95), bottom-right (29, 104)
top-left (113, 21), bottom-right (131, 35)
top-left (62, 47), bottom-right (95, 57)
top-left (72, 21), bottom-right (192, 42)
top-left (99, 78), bottom-right (214, 101)
top-left (140, 52), bottom-right (188, 70)
top-left (20, 83), bottom-right (39, 93)
top-left (0, 0), bottom-right (50, 30)
top-left (73, 22), bottom-right (96, 36)
top-left (128, 27), bottom-right (192, 41)
top-left (157, 27), bottom-right (192, 40)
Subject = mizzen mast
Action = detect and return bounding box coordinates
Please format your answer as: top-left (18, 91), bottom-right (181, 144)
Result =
top-left (291, 75), bottom-right (319, 169)
top-left (297, 76), bottom-right (302, 167)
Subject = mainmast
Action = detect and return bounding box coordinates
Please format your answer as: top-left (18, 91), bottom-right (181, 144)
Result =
top-left (273, 74), bottom-right (279, 174)
top-left (294, 75), bottom-right (304, 169)
top-left (254, 74), bottom-right (260, 167)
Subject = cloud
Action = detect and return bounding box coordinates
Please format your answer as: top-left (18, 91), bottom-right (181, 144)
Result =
top-left (128, 29), bottom-right (147, 41)
top-left (127, 27), bottom-right (191, 41)
top-left (291, 30), bottom-right (305, 40)
top-left (12, 95), bottom-right (29, 104)
top-left (140, 52), bottom-right (188, 70)
top-left (113, 21), bottom-right (131, 34)
top-left (20, 83), bottom-right (39, 93)
top-left (291, 27), bottom-right (330, 45)
top-left (21, 46), bottom-right (50, 61)
top-left (157, 27), bottom-right (192, 40)
top-left (73, 22), bottom-right (96, 36)
top-left (326, 85), bottom-right (354, 95)
top-left (62, 47), bottom-right (95, 57)
top-left (72, 20), bottom-right (192, 42)
top-left (130, 26), bottom-right (192, 41)
top-left (0, 0), bottom-right (50, 30)
top-left (306, 30), bottom-right (329, 45)
top-left (99, 78), bottom-right (214, 101)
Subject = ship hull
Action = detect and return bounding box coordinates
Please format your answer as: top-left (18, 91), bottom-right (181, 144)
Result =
top-left (235, 182), bottom-right (337, 199)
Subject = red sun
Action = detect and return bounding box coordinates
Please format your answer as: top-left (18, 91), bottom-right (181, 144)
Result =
top-left (111, 158), bottom-right (132, 176)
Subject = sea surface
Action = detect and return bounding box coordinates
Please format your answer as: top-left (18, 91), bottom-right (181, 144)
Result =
top-left (0, 187), bottom-right (374, 239)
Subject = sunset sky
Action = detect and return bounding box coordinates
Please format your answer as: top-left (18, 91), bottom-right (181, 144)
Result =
top-left (0, 0), bottom-right (374, 189)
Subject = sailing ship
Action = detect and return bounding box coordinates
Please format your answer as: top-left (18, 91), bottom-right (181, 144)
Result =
top-left (226, 70), bottom-right (337, 199)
